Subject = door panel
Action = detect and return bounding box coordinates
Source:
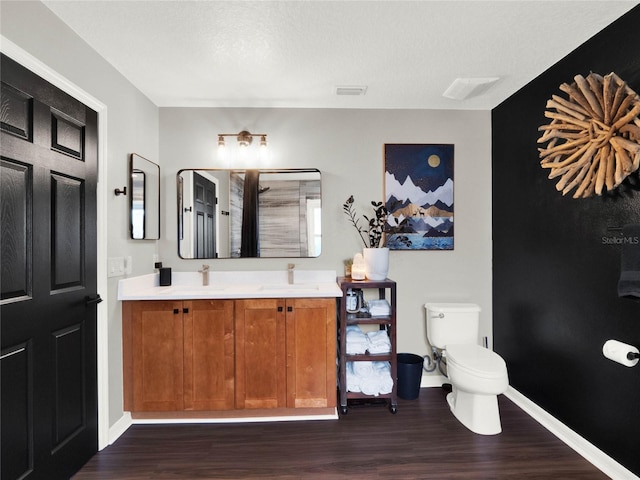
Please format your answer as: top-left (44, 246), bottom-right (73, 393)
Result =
top-left (51, 323), bottom-right (85, 450)
top-left (235, 299), bottom-right (286, 409)
top-left (0, 342), bottom-right (33, 480)
top-left (51, 173), bottom-right (84, 290)
top-left (1, 54), bottom-right (98, 480)
top-left (0, 159), bottom-right (31, 301)
top-left (131, 301), bottom-right (184, 412)
top-left (183, 300), bottom-right (235, 410)
top-left (285, 298), bottom-right (337, 408)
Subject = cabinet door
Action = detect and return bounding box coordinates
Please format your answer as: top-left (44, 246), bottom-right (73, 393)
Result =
top-left (235, 299), bottom-right (286, 409)
top-left (183, 300), bottom-right (235, 410)
top-left (286, 298), bottom-right (337, 408)
top-left (130, 301), bottom-right (184, 411)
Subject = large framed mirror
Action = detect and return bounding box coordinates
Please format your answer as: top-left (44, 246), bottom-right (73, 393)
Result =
top-left (177, 168), bottom-right (321, 259)
top-left (130, 153), bottom-right (160, 240)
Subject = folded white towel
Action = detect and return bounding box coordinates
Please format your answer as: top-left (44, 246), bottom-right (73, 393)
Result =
top-left (346, 343), bottom-right (367, 355)
top-left (366, 330), bottom-right (391, 354)
top-left (346, 325), bottom-right (368, 354)
top-left (346, 362), bottom-right (361, 392)
top-left (346, 330), bottom-right (367, 342)
top-left (368, 299), bottom-right (391, 316)
top-left (367, 330), bottom-right (391, 345)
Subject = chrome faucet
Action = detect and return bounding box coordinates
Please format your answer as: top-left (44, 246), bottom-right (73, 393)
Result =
top-left (288, 263), bottom-right (295, 284)
top-left (199, 264), bottom-right (210, 286)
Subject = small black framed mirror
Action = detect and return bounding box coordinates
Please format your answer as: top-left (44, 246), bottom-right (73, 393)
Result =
top-left (130, 153), bottom-right (160, 240)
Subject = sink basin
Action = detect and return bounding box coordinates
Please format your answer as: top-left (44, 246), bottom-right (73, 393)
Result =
top-left (158, 285), bottom-right (227, 294)
top-left (259, 284), bottom-right (319, 291)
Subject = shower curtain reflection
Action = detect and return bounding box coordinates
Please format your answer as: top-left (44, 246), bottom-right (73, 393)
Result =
top-left (240, 169), bottom-right (260, 257)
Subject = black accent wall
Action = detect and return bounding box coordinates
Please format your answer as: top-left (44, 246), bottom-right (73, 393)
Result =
top-left (492, 6), bottom-right (640, 476)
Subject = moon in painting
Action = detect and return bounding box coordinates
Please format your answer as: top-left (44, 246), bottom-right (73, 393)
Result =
top-left (427, 154), bottom-right (441, 168)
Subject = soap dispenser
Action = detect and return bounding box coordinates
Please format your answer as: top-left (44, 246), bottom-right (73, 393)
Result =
top-left (156, 262), bottom-right (172, 286)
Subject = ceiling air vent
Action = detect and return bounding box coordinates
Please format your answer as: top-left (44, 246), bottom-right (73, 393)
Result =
top-left (443, 77), bottom-right (500, 100)
top-left (335, 86), bottom-right (368, 96)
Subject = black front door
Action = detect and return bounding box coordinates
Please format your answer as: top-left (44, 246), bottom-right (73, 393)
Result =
top-left (1, 54), bottom-right (99, 480)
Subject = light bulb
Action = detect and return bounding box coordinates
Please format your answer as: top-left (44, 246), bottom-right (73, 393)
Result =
top-left (259, 136), bottom-right (269, 162)
top-left (217, 136), bottom-right (226, 162)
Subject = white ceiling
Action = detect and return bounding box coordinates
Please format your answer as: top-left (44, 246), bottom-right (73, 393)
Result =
top-left (42, 0), bottom-right (639, 110)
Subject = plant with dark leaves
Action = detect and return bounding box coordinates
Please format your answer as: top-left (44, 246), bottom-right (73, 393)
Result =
top-left (342, 196), bottom-right (388, 248)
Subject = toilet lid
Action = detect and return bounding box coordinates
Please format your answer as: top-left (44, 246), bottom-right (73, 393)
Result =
top-left (446, 344), bottom-right (507, 379)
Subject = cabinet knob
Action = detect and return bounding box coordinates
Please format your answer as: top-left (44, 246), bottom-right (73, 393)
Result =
top-left (277, 306), bottom-right (283, 312)
top-left (183, 308), bottom-right (189, 314)
top-left (287, 306), bottom-right (293, 312)
top-left (173, 308), bottom-right (180, 314)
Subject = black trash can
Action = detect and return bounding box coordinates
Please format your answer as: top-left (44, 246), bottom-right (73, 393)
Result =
top-left (397, 353), bottom-right (423, 400)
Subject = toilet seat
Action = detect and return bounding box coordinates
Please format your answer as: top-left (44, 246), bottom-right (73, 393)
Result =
top-left (446, 344), bottom-right (507, 379)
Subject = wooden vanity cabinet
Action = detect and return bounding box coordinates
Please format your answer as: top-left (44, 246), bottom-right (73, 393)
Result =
top-left (123, 296), bottom-right (336, 414)
top-left (123, 299), bottom-right (235, 412)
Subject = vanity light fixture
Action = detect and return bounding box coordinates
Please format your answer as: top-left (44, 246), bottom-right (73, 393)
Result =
top-left (217, 130), bottom-right (268, 162)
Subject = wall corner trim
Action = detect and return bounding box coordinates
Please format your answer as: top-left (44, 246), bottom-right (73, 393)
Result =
top-left (505, 387), bottom-right (638, 480)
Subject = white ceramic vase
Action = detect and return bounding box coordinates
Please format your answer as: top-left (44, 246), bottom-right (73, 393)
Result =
top-left (363, 247), bottom-right (389, 281)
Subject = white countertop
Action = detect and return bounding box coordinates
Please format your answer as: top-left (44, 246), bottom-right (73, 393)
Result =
top-left (117, 270), bottom-right (342, 300)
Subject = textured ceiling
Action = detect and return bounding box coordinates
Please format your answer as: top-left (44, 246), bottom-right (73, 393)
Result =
top-left (43, 0), bottom-right (639, 109)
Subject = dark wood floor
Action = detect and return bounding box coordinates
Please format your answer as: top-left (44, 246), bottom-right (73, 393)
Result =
top-left (74, 388), bottom-right (608, 479)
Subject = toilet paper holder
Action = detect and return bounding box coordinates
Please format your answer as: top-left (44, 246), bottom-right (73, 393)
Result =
top-left (603, 339), bottom-right (640, 367)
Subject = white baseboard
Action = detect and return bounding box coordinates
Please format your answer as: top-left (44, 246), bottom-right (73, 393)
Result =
top-left (505, 386), bottom-right (638, 480)
top-left (107, 412), bottom-right (132, 446)
top-left (420, 373), bottom-right (448, 388)
top-left (131, 411), bottom-right (338, 425)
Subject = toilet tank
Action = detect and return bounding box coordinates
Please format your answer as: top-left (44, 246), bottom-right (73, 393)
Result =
top-left (425, 303), bottom-right (481, 349)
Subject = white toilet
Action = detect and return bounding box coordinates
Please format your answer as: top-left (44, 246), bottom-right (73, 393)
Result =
top-left (425, 303), bottom-right (509, 435)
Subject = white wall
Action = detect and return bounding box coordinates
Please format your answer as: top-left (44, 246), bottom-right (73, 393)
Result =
top-left (1, 1), bottom-right (159, 428)
top-left (160, 107), bottom-right (493, 369)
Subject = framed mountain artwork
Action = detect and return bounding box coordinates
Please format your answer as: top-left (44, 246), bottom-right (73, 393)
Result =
top-left (384, 144), bottom-right (454, 250)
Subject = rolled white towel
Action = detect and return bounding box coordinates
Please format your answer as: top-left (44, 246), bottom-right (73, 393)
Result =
top-left (346, 362), bottom-right (361, 392)
top-left (375, 362), bottom-right (393, 394)
top-left (377, 373), bottom-right (393, 394)
top-left (353, 361), bottom-right (374, 377)
top-left (360, 376), bottom-right (382, 396)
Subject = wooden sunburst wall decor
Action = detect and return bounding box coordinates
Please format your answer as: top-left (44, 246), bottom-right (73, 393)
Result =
top-left (538, 72), bottom-right (640, 198)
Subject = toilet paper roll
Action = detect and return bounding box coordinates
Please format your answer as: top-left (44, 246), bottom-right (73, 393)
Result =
top-left (602, 339), bottom-right (639, 367)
